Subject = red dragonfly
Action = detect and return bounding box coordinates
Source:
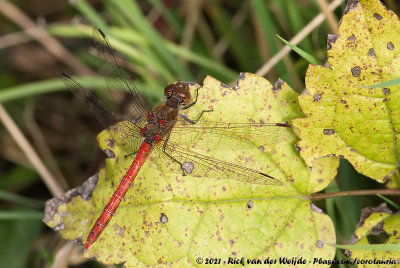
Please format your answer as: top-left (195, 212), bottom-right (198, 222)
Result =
top-left (62, 29), bottom-right (299, 250)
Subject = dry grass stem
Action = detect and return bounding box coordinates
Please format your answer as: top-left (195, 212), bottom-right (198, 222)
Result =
top-left (256, 0), bottom-right (344, 77)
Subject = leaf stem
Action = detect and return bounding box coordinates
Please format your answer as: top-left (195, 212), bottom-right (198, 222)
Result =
top-left (310, 189), bottom-right (400, 201)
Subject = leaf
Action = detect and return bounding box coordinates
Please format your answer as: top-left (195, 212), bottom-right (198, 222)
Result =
top-left (294, 0), bottom-right (400, 185)
top-left (345, 203), bottom-right (400, 264)
top-left (44, 74), bottom-right (337, 267)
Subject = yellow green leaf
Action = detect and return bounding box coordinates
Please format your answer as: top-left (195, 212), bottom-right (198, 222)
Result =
top-left (345, 203), bottom-right (400, 265)
top-left (294, 0), bottom-right (400, 184)
top-left (44, 74), bottom-right (337, 266)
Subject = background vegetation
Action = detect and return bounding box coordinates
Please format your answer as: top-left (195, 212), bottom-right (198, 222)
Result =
top-left (0, 0), bottom-right (399, 267)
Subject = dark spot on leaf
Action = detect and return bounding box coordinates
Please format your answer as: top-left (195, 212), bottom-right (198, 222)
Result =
top-left (316, 240), bottom-right (324, 248)
top-left (373, 13), bottom-right (382, 20)
top-left (387, 42), bottom-right (394, 50)
top-left (323, 129), bottom-right (335, 135)
top-left (258, 146), bottom-right (264, 152)
top-left (231, 251), bottom-right (237, 256)
top-left (273, 79), bottom-right (284, 92)
top-left (246, 200), bottom-right (254, 210)
top-left (313, 94), bottom-right (322, 102)
top-left (103, 148), bottom-right (115, 158)
top-left (348, 34), bottom-right (356, 41)
top-left (351, 66), bottom-right (361, 77)
top-left (383, 88), bottom-right (391, 95)
top-left (341, 99), bottom-right (347, 104)
top-left (368, 48), bottom-right (376, 57)
top-left (160, 213), bottom-right (168, 224)
top-left (229, 240), bottom-right (235, 246)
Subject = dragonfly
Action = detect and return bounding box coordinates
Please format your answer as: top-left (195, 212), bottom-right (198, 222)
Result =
top-left (62, 29), bottom-right (299, 250)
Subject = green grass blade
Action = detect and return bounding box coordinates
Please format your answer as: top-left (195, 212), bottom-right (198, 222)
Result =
top-left (277, 35), bottom-right (322, 65)
top-left (148, 0), bottom-right (183, 35)
top-left (208, 4), bottom-right (254, 71)
top-left (0, 190), bottom-right (44, 209)
top-left (376, 194), bottom-right (400, 209)
top-left (0, 210), bottom-right (44, 220)
top-left (332, 244), bottom-right (400, 251)
top-left (112, 0), bottom-right (193, 80)
top-left (0, 76), bottom-right (161, 103)
top-left (72, 0), bottom-right (109, 30)
top-left (364, 77), bottom-right (400, 88)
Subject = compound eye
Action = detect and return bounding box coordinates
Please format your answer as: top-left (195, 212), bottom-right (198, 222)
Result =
top-left (164, 84), bottom-right (176, 97)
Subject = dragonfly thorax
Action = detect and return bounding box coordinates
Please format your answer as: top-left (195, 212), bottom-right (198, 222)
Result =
top-left (141, 108), bottom-right (178, 145)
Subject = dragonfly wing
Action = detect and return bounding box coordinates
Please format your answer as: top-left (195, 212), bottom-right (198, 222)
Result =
top-left (170, 121), bottom-right (298, 150)
top-left (155, 140), bottom-right (283, 186)
top-left (61, 73), bottom-right (144, 155)
top-left (93, 28), bottom-right (151, 119)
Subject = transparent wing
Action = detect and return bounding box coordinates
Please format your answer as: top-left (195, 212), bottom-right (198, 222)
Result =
top-left (153, 139), bottom-right (283, 186)
top-left (169, 121), bottom-right (299, 150)
top-left (61, 73), bottom-right (144, 154)
top-left (93, 28), bottom-right (151, 119)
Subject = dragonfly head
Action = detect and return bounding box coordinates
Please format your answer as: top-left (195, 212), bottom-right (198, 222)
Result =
top-left (164, 81), bottom-right (191, 108)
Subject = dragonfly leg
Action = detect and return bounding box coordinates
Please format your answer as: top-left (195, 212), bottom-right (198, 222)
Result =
top-left (163, 151), bottom-right (186, 176)
top-left (162, 133), bottom-right (187, 176)
top-left (123, 150), bottom-right (139, 159)
top-left (182, 87), bottom-right (201, 110)
top-left (179, 108), bottom-right (213, 124)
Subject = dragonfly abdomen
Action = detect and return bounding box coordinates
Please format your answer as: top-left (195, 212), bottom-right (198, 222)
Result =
top-left (84, 142), bottom-right (153, 250)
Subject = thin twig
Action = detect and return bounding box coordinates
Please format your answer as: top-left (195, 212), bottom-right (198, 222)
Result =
top-left (310, 189), bottom-right (400, 201)
top-left (316, 0), bottom-right (339, 34)
top-left (0, 28), bottom-right (47, 49)
top-left (0, 0), bottom-right (94, 75)
top-left (25, 102), bottom-right (68, 189)
top-left (181, 0), bottom-right (201, 51)
top-left (0, 104), bottom-right (64, 197)
top-left (213, 2), bottom-right (248, 57)
top-left (0, 0), bottom-right (97, 197)
top-left (256, 0), bottom-right (344, 77)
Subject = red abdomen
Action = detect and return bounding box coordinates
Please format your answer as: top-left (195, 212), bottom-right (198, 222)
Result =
top-left (84, 142), bottom-right (153, 250)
